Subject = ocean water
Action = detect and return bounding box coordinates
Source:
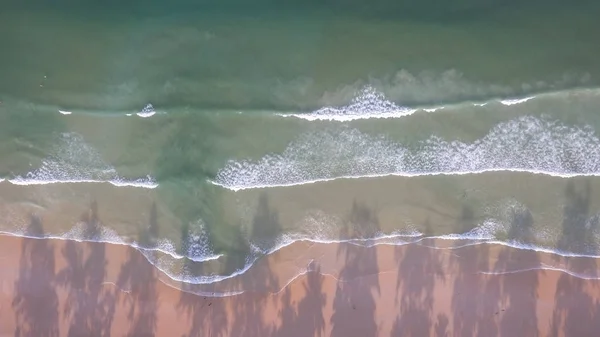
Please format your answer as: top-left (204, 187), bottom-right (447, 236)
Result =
top-left (2, 0), bottom-right (600, 293)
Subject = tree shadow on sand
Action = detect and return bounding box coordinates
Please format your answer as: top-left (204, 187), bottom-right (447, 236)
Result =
top-left (330, 201), bottom-right (380, 337)
top-left (449, 202), bottom-right (493, 337)
top-left (494, 208), bottom-right (539, 336)
top-left (550, 179), bottom-right (600, 336)
top-left (227, 193), bottom-right (282, 337)
top-left (12, 215), bottom-right (59, 337)
top-left (177, 193), bottom-right (285, 337)
top-left (272, 260), bottom-right (326, 337)
top-left (116, 202), bottom-right (159, 337)
top-left (176, 219), bottom-right (228, 337)
top-left (448, 200), bottom-right (543, 336)
top-left (390, 219), bottom-right (445, 337)
top-left (57, 200), bottom-right (116, 337)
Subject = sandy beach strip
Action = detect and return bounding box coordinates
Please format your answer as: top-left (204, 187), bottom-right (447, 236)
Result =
top-left (2, 233), bottom-right (600, 336)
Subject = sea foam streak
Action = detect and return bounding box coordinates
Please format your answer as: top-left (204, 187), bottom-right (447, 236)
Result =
top-left (9, 133), bottom-right (157, 188)
top-left (278, 84), bottom-right (600, 122)
top-left (213, 116), bottom-right (600, 190)
top-left (137, 103), bottom-right (156, 118)
top-left (500, 96), bottom-right (536, 106)
top-left (280, 86), bottom-right (416, 121)
top-left (278, 86), bottom-right (542, 122)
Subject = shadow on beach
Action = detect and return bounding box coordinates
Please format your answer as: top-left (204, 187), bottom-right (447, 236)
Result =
top-left (330, 201), bottom-right (381, 337)
top-left (12, 215), bottom-right (59, 337)
top-left (115, 202), bottom-right (160, 337)
top-left (57, 200), bottom-right (115, 337)
top-left (446, 202), bottom-right (541, 336)
top-left (11, 180), bottom-right (600, 336)
top-left (550, 179), bottom-right (600, 336)
top-left (176, 194), bottom-right (330, 337)
top-left (391, 219), bottom-right (445, 337)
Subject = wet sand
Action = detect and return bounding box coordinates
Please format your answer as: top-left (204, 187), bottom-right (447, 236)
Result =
top-left (2, 232), bottom-right (600, 336)
top-left (225, 173), bottom-right (600, 245)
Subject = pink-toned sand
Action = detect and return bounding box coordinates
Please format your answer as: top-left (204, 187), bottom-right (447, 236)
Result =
top-left (2, 232), bottom-right (600, 337)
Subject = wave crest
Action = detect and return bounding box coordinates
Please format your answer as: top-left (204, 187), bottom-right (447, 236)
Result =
top-left (213, 116), bottom-right (600, 190)
top-left (9, 133), bottom-right (157, 188)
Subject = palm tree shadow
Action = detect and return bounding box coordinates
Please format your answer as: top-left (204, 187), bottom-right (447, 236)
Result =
top-left (434, 314), bottom-right (450, 337)
top-left (57, 200), bottom-right (115, 337)
top-left (176, 193), bottom-right (284, 337)
top-left (176, 220), bottom-right (228, 337)
top-left (391, 218), bottom-right (444, 336)
top-left (496, 208), bottom-right (539, 336)
top-left (273, 261), bottom-right (327, 337)
top-left (330, 201), bottom-right (380, 337)
top-left (550, 179), bottom-right (600, 336)
top-left (12, 215), bottom-right (59, 337)
top-left (450, 211), bottom-right (491, 336)
top-left (227, 193), bottom-right (282, 337)
top-left (116, 202), bottom-right (159, 337)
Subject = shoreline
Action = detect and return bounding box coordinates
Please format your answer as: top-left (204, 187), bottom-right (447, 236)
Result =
top-left (3, 233), bottom-right (600, 336)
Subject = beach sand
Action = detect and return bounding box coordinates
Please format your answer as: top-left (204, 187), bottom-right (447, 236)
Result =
top-left (2, 229), bottom-right (600, 337)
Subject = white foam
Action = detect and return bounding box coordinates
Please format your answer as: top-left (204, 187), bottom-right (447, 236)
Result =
top-left (8, 177), bottom-right (158, 189)
top-left (213, 116), bottom-right (600, 190)
top-left (276, 79), bottom-right (545, 122)
top-left (137, 103), bottom-right (156, 118)
top-left (500, 96), bottom-right (535, 106)
top-left (10, 133), bottom-right (157, 189)
top-left (135, 241), bottom-right (222, 263)
top-left (431, 219), bottom-right (504, 241)
top-left (180, 219), bottom-right (223, 262)
top-left (419, 235), bottom-right (600, 259)
top-left (275, 80), bottom-right (600, 122)
top-left (279, 86), bottom-right (417, 121)
top-left (58, 110), bottom-right (72, 115)
top-left (1, 217), bottom-right (222, 276)
top-left (303, 69), bottom-right (522, 114)
top-left (211, 169), bottom-right (600, 192)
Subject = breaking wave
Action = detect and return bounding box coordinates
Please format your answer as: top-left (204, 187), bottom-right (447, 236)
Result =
top-left (8, 133), bottom-right (157, 188)
top-left (213, 116), bottom-right (600, 190)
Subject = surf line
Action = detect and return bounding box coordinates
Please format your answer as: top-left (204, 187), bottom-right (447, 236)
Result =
top-left (208, 168), bottom-right (600, 192)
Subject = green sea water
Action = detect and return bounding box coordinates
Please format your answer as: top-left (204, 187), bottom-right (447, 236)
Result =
top-left (2, 0), bottom-right (600, 287)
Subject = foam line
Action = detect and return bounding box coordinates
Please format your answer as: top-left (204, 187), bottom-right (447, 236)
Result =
top-left (8, 178), bottom-right (158, 189)
top-left (9, 132), bottom-right (158, 189)
top-left (0, 229), bottom-right (220, 263)
top-left (137, 103), bottom-right (156, 117)
top-left (214, 116), bottom-right (600, 191)
top-left (210, 168), bottom-right (600, 192)
top-left (277, 86), bottom-right (544, 122)
top-left (277, 86), bottom-right (600, 122)
top-left (500, 96), bottom-right (535, 106)
top-left (4, 228), bottom-right (600, 295)
top-left (479, 265), bottom-right (600, 280)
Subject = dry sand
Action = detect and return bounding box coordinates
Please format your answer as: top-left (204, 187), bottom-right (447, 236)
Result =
top-left (2, 230), bottom-right (600, 337)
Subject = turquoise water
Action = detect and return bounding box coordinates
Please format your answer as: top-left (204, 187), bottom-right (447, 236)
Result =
top-left (2, 0), bottom-right (600, 290)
